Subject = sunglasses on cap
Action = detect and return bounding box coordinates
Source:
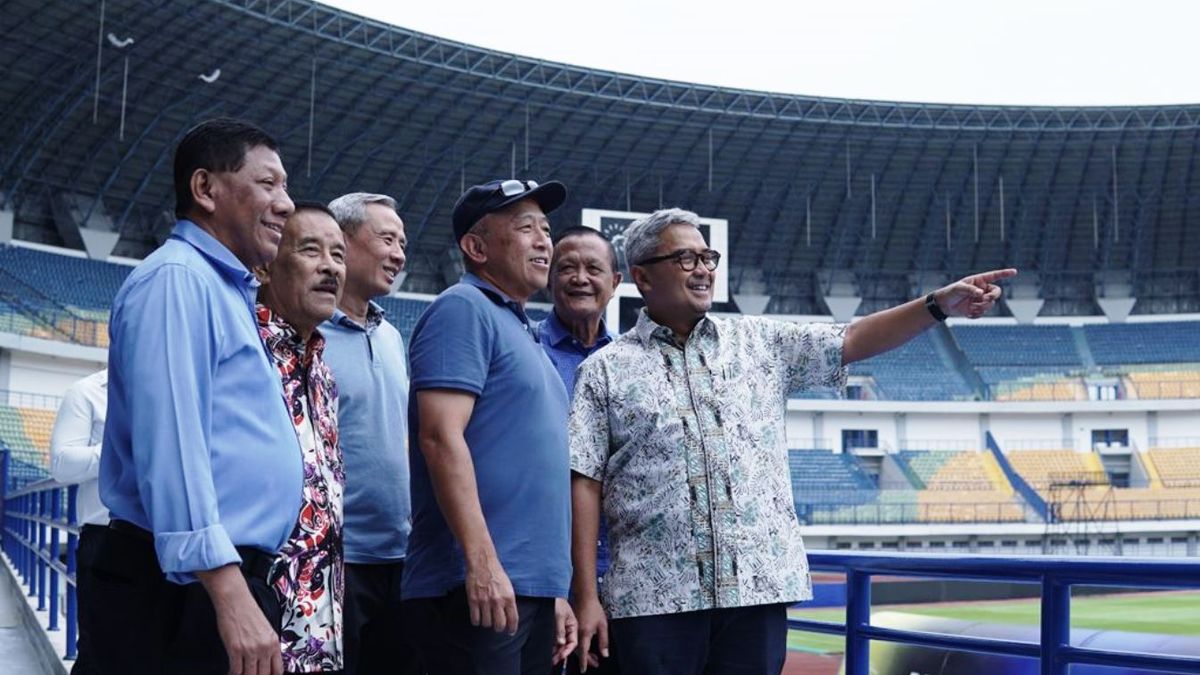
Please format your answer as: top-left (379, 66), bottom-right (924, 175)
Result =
top-left (499, 179), bottom-right (539, 197)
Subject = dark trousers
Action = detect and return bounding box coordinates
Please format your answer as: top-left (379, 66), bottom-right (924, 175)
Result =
top-left (609, 604), bottom-right (788, 675)
top-left (86, 522), bottom-right (282, 675)
top-left (69, 524), bottom-right (103, 675)
top-left (404, 587), bottom-right (556, 675)
top-left (344, 561), bottom-right (421, 675)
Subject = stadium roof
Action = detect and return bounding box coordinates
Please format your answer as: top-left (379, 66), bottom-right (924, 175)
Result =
top-left (2, 0), bottom-right (1197, 314)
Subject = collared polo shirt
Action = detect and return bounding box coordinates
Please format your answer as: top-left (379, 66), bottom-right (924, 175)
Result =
top-left (537, 310), bottom-right (614, 577)
top-left (570, 310), bottom-right (847, 618)
top-left (537, 310), bottom-right (614, 397)
top-left (101, 219), bottom-right (302, 584)
top-left (404, 273), bottom-right (571, 599)
top-left (321, 302), bottom-right (411, 564)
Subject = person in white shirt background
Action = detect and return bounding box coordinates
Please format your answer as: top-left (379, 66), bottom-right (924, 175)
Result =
top-left (49, 368), bottom-right (108, 675)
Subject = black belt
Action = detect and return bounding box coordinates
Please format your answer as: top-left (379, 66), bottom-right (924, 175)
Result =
top-left (108, 519), bottom-right (275, 581)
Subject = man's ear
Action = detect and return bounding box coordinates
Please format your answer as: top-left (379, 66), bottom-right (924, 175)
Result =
top-left (611, 270), bottom-right (624, 290)
top-left (190, 169), bottom-right (218, 216)
top-left (459, 232), bottom-right (488, 267)
top-left (630, 265), bottom-right (651, 294)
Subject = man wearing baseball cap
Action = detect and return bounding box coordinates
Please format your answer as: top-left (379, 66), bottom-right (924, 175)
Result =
top-left (403, 179), bottom-right (578, 673)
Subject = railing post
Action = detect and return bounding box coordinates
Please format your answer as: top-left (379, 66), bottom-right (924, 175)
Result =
top-left (36, 490), bottom-right (47, 610)
top-left (1040, 575), bottom-right (1071, 675)
top-left (844, 569), bottom-right (871, 675)
top-left (0, 449), bottom-right (8, 544)
top-left (65, 486), bottom-right (78, 660)
top-left (48, 487), bottom-right (61, 631)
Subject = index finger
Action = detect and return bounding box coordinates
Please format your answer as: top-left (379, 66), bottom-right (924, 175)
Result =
top-left (969, 268), bottom-right (1018, 285)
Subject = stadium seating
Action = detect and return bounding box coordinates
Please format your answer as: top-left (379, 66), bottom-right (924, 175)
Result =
top-left (1145, 447), bottom-right (1200, 487)
top-left (1125, 370), bottom-right (1200, 399)
top-left (895, 450), bottom-right (1025, 522)
top-left (374, 296), bottom-right (433, 345)
top-left (1006, 449), bottom-right (1106, 490)
top-left (953, 326), bottom-right (1083, 367)
top-left (0, 245), bottom-right (129, 311)
top-left (1084, 322), bottom-right (1200, 365)
top-left (851, 331), bottom-right (976, 401)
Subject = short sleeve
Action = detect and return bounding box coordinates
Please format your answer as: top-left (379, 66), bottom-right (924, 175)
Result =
top-left (409, 293), bottom-right (493, 395)
top-left (772, 320), bottom-right (849, 394)
top-left (568, 358), bottom-right (611, 481)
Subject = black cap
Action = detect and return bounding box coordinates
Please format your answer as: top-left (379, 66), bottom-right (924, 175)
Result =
top-left (451, 179), bottom-right (567, 241)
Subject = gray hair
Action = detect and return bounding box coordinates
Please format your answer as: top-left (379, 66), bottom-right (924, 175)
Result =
top-left (622, 207), bottom-right (703, 269)
top-left (327, 192), bottom-right (398, 234)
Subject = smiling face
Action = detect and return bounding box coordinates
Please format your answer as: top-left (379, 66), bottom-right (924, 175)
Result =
top-left (632, 223), bottom-right (715, 333)
top-left (344, 202), bottom-right (406, 303)
top-left (199, 144), bottom-right (295, 270)
top-left (460, 198), bottom-right (552, 303)
top-left (550, 233), bottom-right (621, 325)
top-left (258, 208), bottom-right (346, 338)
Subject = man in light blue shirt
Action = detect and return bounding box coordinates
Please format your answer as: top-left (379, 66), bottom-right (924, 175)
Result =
top-left (93, 118), bottom-right (299, 675)
top-left (324, 192), bottom-right (419, 675)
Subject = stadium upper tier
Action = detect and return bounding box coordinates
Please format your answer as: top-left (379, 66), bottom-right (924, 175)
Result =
top-left (2, 0), bottom-right (1199, 315)
top-left (1, 244), bottom-right (1198, 401)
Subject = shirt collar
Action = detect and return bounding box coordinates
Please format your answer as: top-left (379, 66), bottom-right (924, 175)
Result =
top-left (462, 272), bottom-right (531, 326)
top-left (171, 219), bottom-right (258, 291)
top-left (256, 303), bottom-right (326, 362)
top-left (330, 300), bottom-right (386, 333)
top-left (544, 310), bottom-right (613, 349)
top-left (632, 308), bottom-right (717, 346)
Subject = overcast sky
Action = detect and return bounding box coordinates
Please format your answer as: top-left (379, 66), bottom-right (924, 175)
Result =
top-left (324, 0), bottom-right (1199, 107)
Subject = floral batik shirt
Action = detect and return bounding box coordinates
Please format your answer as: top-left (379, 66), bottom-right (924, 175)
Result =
top-left (256, 305), bottom-right (344, 672)
top-left (569, 310), bottom-right (846, 619)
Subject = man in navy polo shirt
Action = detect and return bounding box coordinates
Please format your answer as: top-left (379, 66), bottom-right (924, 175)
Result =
top-left (403, 179), bottom-right (577, 674)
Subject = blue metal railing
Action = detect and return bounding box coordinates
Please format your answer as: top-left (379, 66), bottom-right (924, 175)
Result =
top-left (0, 450), bottom-right (80, 661)
top-left (796, 551), bottom-right (1200, 675)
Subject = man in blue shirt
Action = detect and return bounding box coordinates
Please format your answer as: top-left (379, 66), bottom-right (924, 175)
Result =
top-left (93, 118), bottom-right (299, 675)
top-left (538, 227), bottom-right (622, 675)
top-left (323, 192), bottom-right (420, 675)
top-left (403, 179), bottom-right (577, 674)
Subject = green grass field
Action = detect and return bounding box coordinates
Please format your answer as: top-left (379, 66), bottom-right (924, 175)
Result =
top-left (787, 591), bottom-right (1200, 654)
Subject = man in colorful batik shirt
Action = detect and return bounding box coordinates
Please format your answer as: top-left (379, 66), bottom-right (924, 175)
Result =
top-left (255, 200), bottom-right (348, 673)
top-left (569, 207), bottom-right (1016, 674)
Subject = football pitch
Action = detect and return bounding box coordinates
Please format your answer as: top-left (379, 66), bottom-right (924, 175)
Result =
top-left (787, 591), bottom-right (1200, 654)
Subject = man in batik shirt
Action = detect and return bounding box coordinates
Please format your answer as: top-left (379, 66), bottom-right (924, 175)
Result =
top-left (569, 207), bottom-right (1015, 674)
top-left (256, 200), bottom-right (348, 673)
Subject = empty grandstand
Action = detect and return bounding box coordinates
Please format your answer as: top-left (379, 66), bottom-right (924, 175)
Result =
top-left (0, 2), bottom-right (1198, 673)
top-left (3, 0), bottom-right (1200, 317)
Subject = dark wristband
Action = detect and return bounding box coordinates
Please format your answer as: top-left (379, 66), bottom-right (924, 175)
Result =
top-left (925, 292), bottom-right (948, 322)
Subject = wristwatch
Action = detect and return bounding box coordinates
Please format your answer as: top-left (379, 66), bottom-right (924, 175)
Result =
top-left (925, 292), bottom-right (948, 322)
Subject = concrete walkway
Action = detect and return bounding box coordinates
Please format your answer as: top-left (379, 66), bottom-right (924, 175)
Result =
top-left (0, 554), bottom-right (68, 675)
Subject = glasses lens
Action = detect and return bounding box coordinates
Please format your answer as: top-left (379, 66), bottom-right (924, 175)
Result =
top-left (702, 250), bottom-right (721, 270)
top-left (676, 252), bottom-right (698, 271)
top-left (499, 179), bottom-right (538, 197)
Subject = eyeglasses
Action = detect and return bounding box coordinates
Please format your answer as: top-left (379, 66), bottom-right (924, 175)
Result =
top-left (499, 179), bottom-right (539, 197)
top-left (636, 249), bottom-right (721, 272)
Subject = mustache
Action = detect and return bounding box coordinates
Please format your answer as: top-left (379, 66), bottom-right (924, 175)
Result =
top-left (312, 275), bottom-right (340, 293)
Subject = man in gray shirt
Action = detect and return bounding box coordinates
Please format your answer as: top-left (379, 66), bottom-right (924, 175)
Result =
top-left (324, 192), bottom-right (418, 674)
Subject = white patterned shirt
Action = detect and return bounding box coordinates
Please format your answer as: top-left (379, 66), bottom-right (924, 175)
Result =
top-left (569, 310), bottom-right (847, 619)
